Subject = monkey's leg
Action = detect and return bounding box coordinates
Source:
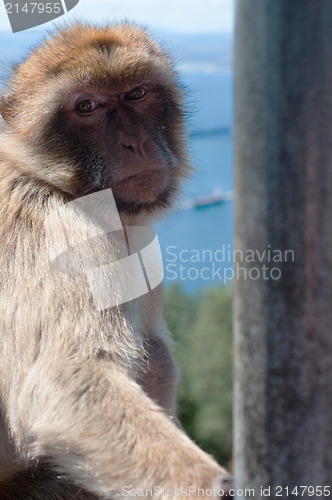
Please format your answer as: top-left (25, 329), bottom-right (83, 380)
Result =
top-left (11, 358), bottom-right (230, 499)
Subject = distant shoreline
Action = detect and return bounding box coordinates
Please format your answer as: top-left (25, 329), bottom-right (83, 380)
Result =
top-left (189, 127), bottom-right (231, 138)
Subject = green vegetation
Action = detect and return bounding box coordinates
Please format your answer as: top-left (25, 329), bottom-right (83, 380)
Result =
top-left (164, 283), bottom-right (233, 467)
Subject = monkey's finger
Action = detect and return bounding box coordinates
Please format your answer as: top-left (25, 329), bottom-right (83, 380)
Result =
top-left (212, 473), bottom-right (233, 498)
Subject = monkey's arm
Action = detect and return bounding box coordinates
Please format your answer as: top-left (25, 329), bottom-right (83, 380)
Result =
top-left (11, 357), bottom-right (227, 499)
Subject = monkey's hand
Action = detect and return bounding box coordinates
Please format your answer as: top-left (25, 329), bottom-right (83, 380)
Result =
top-left (213, 473), bottom-right (233, 498)
top-left (11, 357), bottom-right (230, 499)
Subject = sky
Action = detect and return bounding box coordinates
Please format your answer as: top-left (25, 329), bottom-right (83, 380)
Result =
top-left (0, 0), bottom-right (234, 33)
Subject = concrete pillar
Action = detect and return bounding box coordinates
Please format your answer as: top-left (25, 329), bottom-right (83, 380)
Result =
top-left (233, 1), bottom-right (332, 498)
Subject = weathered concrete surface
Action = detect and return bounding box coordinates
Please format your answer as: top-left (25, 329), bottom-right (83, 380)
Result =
top-left (233, 1), bottom-right (332, 498)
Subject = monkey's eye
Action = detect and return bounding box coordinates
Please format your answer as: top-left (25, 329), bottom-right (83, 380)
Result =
top-left (75, 99), bottom-right (100, 114)
top-left (125, 87), bottom-right (147, 101)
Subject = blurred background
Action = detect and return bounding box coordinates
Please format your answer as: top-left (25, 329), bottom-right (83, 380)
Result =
top-left (0, 0), bottom-right (235, 467)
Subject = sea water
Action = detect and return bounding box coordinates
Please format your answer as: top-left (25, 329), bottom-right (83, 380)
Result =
top-left (157, 69), bottom-right (233, 291)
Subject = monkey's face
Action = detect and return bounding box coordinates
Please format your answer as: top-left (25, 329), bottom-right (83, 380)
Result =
top-left (0, 23), bottom-right (190, 218)
top-left (56, 80), bottom-right (183, 216)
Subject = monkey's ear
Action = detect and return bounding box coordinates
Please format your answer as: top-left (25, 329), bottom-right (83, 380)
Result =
top-left (0, 94), bottom-right (15, 122)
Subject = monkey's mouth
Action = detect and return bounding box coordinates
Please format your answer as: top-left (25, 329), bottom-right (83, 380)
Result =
top-left (111, 169), bottom-right (166, 205)
top-left (124, 169), bottom-right (162, 182)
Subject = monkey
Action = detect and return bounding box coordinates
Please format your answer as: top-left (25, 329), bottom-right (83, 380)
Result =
top-left (0, 23), bottom-right (232, 499)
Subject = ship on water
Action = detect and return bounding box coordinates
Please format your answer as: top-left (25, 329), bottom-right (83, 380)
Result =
top-left (180, 188), bottom-right (233, 210)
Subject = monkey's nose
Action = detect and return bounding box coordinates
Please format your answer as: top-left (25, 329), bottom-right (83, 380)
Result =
top-left (121, 140), bottom-right (147, 155)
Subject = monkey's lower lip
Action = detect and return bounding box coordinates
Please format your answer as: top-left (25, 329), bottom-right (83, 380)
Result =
top-left (118, 169), bottom-right (162, 182)
top-left (111, 169), bottom-right (166, 204)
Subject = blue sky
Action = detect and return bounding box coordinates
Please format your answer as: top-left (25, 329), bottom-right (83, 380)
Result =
top-left (0, 0), bottom-right (234, 33)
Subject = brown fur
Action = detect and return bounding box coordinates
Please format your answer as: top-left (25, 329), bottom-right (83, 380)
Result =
top-left (0, 22), bottom-right (231, 499)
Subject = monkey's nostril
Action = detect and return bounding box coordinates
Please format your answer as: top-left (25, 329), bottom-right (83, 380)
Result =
top-left (123, 144), bottom-right (135, 153)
